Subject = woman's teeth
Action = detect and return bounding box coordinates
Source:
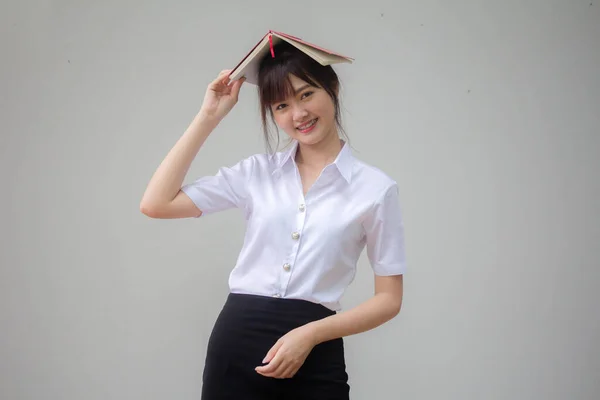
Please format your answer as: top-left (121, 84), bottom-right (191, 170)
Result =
top-left (298, 119), bottom-right (317, 130)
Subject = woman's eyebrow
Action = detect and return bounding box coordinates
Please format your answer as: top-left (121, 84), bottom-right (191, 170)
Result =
top-left (294, 84), bottom-right (311, 95)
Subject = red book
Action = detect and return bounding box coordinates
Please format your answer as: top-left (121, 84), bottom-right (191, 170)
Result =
top-left (228, 30), bottom-right (354, 85)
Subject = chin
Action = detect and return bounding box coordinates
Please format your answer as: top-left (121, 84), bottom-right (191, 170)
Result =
top-left (293, 126), bottom-right (336, 146)
top-left (295, 134), bottom-right (325, 146)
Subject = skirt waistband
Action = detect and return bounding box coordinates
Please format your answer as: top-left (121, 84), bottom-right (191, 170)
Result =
top-left (224, 292), bottom-right (336, 322)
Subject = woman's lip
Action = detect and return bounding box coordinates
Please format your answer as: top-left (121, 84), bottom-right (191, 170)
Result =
top-left (296, 118), bottom-right (317, 130)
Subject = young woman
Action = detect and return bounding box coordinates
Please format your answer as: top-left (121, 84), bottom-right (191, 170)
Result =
top-left (140, 41), bottom-right (406, 399)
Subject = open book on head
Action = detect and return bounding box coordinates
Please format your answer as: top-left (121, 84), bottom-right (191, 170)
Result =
top-left (228, 30), bottom-right (354, 86)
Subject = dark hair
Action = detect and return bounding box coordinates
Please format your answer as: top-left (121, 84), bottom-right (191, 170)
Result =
top-left (257, 40), bottom-right (347, 154)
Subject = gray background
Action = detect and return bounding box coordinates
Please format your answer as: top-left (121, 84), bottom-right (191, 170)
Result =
top-left (2, 0), bottom-right (599, 399)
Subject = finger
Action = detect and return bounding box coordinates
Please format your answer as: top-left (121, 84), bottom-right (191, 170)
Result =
top-left (282, 368), bottom-right (295, 379)
top-left (228, 75), bottom-right (244, 85)
top-left (212, 70), bottom-right (229, 83)
top-left (273, 360), bottom-right (298, 379)
top-left (220, 69), bottom-right (234, 81)
top-left (262, 356), bottom-right (290, 379)
top-left (272, 361), bottom-right (291, 379)
top-left (279, 361), bottom-right (298, 378)
top-left (209, 70), bottom-right (232, 87)
top-left (257, 363), bottom-right (288, 379)
top-left (255, 359), bottom-right (282, 374)
top-left (262, 340), bottom-right (282, 364)
top-left (256, 352), bottom-right (284, 374)
top-left (256, 367), bottom-right (284, 378)
top-left (230, 77), bottom-right (245, 98)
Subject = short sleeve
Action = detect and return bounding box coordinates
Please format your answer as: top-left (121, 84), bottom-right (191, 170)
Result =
top-left (181, 156), bottom-right (255, 216)
top-left (362, 183), bottom-right (407, 275)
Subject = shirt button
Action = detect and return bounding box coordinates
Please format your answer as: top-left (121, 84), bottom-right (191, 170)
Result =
top-left (291, 232), bottom-right (300, 240)
top-left (299, 204), bottom-right (305, 212)
top-left (283, 263), bottom-right (291, 271)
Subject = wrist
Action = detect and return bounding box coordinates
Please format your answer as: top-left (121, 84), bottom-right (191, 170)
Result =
top-left (196, 109), bottom-right (224, 126)
top-left (304, 320), bottom-right (325, 346)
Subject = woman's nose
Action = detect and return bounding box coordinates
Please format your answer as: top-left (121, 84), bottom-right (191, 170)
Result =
top-left (292, 106), bottom-right (309, 121)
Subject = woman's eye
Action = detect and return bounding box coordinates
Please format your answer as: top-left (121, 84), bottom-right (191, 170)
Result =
top-left (276, 104), bottom-right (287, 110)
top-left (301, 91), bottom-right (313, 100)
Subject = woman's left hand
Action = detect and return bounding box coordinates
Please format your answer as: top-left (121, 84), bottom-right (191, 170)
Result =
top-left (255, 325), bottom-right (317, 379)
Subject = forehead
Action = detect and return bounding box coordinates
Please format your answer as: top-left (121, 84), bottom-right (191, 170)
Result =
top-left (288, 74), bottom-right (311, 89)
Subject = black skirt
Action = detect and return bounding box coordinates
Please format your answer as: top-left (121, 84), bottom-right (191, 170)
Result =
top-left (201, 293), bottom-right (350, 400)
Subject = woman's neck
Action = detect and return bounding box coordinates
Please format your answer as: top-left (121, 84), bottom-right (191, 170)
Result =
top-left (295, 133), bottom-right (343, 170)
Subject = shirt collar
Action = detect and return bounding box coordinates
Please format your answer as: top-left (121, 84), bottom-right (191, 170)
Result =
top-left (271, 139), bottom-right (354, 183)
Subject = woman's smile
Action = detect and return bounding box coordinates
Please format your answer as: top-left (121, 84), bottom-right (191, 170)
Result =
top-left (296, 118), bottom-right (318, 134)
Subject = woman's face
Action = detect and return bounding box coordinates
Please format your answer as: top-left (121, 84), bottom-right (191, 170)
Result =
top-left (270, 74), bottom-right (337, 147)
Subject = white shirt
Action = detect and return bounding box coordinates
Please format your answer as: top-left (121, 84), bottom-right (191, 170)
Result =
top-left (182, 140), bottom-right (406, 310)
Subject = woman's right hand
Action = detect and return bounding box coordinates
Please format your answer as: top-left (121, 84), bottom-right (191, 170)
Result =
top-left (199, 69), bottom-right (246, 121)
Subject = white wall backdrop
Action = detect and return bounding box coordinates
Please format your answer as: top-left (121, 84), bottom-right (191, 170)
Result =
top-left (2, 0), bottom-right (599, 399)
